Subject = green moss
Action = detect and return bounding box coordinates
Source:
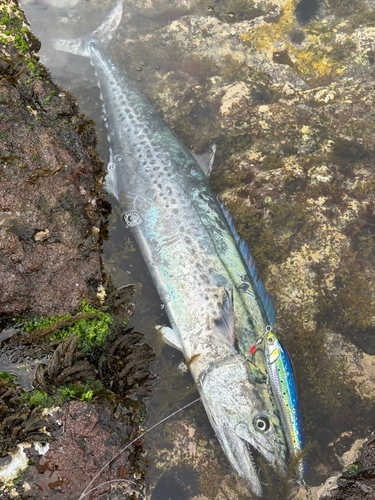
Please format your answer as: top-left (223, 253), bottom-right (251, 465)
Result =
top-left (23, 389), bottom-right (54, 408)
top-left (23, 380), bottom-right (103, 408)
top-left (14, 33), bottom-right (27, 53)
top-left (25, 301), bottom-right (114, 352)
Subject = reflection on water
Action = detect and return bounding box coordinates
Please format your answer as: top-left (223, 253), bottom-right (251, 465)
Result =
top-left (19, 0), bottom-right (375, 498)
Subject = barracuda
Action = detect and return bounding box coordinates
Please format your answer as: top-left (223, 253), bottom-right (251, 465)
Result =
top-left (53, 2), bottom-right (298, 495)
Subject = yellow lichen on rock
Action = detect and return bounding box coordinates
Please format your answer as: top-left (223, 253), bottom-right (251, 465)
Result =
top-left (240, 0), bottom-right (346, 78)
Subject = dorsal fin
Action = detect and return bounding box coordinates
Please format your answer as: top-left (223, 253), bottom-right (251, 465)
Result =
top-left (192, 143), bottom-right (216, 177)
top-left (215, 288), bottom-right (235, 345)
top-left (218, 199), bottom-right (276, 327)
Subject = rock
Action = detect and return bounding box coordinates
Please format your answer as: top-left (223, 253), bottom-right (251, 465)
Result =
top-left (294, 435), bottom-right (375, 499)
top-left (0, 0), bottom-right (105, 319)
top-left (326, 332), bottom-right (375, 398)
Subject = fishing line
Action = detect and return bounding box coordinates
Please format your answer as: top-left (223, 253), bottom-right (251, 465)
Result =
top-left (78, 396), bottom-right (202, 500)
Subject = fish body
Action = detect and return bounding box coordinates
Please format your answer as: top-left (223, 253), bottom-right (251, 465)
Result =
top-left (264, 331), bottom-right (306, 479)
top-left (53, 2), bottom-right (294, 495)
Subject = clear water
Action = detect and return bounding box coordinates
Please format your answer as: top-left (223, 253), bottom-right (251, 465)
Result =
top-left (17, 1), bottom-right (373, 499)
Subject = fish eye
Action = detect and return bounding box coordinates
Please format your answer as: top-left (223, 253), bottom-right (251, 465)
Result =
top-left (255, 416), bottom-right (270, 432)
top-left (267, 337), bottom-right (274, 345)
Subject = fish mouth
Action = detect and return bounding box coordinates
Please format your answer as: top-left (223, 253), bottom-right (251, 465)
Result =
top-left (235, 421), bottom-right (287, 475)
top-left (243, 440), bottom-right (270, 488)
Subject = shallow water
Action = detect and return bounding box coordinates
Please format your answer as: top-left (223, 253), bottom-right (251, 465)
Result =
top-left (18, 0), bottom-right (375, 498)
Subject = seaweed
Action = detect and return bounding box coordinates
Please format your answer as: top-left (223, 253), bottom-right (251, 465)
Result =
top-left (272, 50), bottom-right (294, 67)
top-left (256, 445), bottom-right (313, 499)
top-left (331, 137), bottom-right (367, 164)
top-left (261, 154), bottom-right (284, 171)
top-left (24, 301), bottom-right (114, 352)
top-left (295, 0), bottom-right (320, 26)
top-left (98, 329), bottom-right (156, 400)
top-left (0, 374), bottom-right (48, 456)
top-left (288, 28), bottom-right (306, 45)
top-left (327, 0), bottom-right (365, 17)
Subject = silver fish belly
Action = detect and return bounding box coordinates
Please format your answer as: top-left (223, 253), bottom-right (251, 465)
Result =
top-left (53, 2), bottom-right (291, 495)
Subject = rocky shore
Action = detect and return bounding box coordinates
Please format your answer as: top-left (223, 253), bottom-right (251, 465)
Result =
top-left (1, 0), bottom-right (375, 498)
top-left (0, 2), bottom-right (153, 498)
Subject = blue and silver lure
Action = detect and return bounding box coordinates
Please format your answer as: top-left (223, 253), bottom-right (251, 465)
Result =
top-left (264, 330), bottom-right (306, 480)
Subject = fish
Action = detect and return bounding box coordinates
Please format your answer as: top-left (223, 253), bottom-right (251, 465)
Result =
top-left (264, 330), bottom-right (306, 480)
top-left (53, 2), bottom-right (294, 495)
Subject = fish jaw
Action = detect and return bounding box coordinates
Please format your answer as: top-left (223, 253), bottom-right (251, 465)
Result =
top-left (200, 392), bottom-right (263, 496)
top-left (199, 356), bottom-right (288, 496)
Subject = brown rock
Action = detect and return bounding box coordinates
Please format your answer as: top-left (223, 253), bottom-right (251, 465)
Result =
top-left (0, 0), bottom-right (105, 319)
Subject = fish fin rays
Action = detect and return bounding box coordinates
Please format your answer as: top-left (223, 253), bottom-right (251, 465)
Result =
top-left (91, 0), bottom-right (123, 47)
top-left (218, 199), bottom-right (276, 327)
top-left (191, 143), bottom-right (216, 178)
top-left (52, 1), bottom-right (123, 56)
top-left (104, 162), bottom-right (119, 199)
top-left (156, 325), bottom-right (183, 352)
top-left (215, 288), bottom-right (235, 346)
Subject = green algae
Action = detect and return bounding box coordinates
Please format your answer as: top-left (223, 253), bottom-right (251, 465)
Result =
top-left (23, 380), bottom-right (103, 408)
top-left (0, 372), bottom-right (15, 382)
top-left (25, 301), bottom-right (114, 352)
top-left (22, 389), bottom-right (53, 408)
top-left (0, 3), bottom-right (41, 78)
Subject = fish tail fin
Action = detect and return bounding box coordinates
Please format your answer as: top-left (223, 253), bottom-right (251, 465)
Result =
top-left (52, 0), bottom-right (123, 57)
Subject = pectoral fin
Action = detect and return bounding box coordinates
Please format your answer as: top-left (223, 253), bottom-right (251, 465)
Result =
top-left (156, 325), bottom-right (183, 352)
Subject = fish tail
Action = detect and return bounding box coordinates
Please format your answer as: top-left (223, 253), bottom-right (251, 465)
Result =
top-left (52, 0), bottom-right (123, 57)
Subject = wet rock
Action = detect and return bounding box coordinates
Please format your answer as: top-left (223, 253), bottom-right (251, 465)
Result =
top-left (294, 435), bottom-right (375, 499)
top-left (14, 401), bottom-right (145, 499)
top-left (12, 0), bottom-right (375, 495)
top-left (325, 332), bottom-right (375, 399)
top-left (0, 0), bottom-right (105, 319)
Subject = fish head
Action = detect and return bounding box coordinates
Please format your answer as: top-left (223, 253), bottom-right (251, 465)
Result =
top-left (199, 356), bottom-right (288, 496)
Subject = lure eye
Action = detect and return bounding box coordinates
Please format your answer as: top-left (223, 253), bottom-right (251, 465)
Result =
top-left (255, 416), bottom-right (270, 432)
top-left (267, 336), bottom-right (274, 345)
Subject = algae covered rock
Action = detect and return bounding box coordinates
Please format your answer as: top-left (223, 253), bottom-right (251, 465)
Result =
top-left (0, 0), bottom-right (104, 319)
top-left (98, 0), bottom-right (375, 491)
top-left (0, 2), bottom-right (156, 498)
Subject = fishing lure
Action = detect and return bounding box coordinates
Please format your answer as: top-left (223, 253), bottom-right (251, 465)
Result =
top-left (263, 329), bottom-right (306, 480)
